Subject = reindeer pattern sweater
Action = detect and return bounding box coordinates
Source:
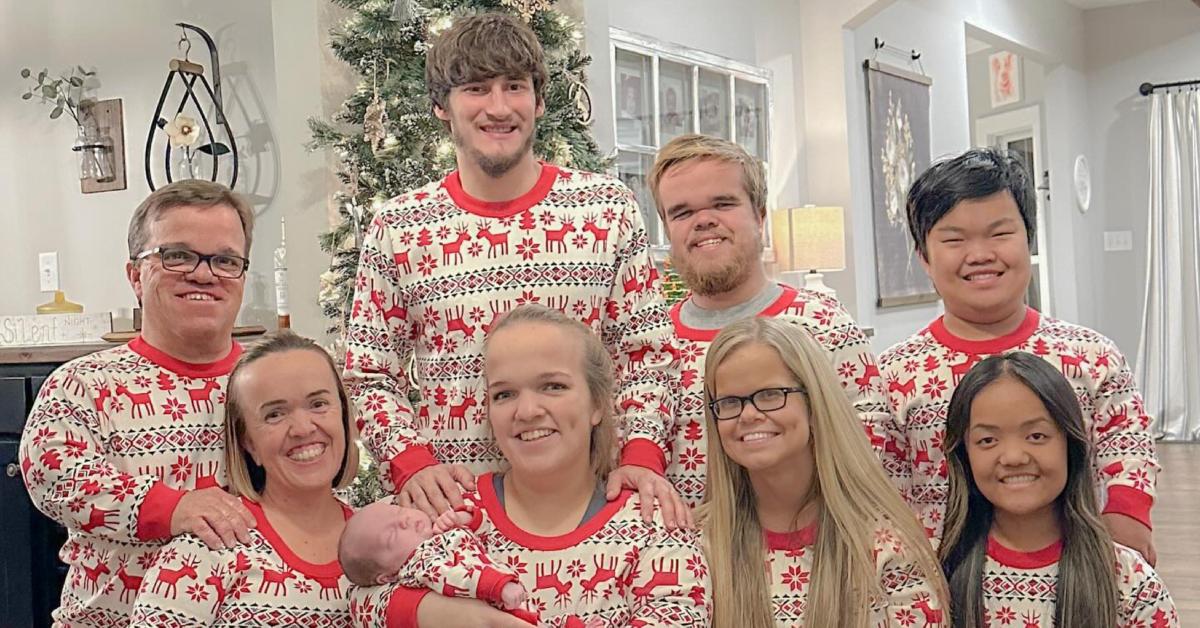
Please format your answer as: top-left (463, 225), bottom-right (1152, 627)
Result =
top-left (129, 498), bottom-right (354, 626)
top-left (878, 309), bottom-right (1159, 542)
top-left (348, 473), bottom-right (711, 627)
top-left (344, 164), bottom-right (677, 491)
top-left (764, 522), bottom-right (946, 627)
top-left (979, 537), bottom-right (1178, 627)
top-left (666, 285), bottom-right (895, 506)
top-left (18, 338), bottom-right (240, 626)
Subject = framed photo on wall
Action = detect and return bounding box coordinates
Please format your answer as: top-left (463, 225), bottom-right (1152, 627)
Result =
top-left (698, 69), bottom-right (729, 139)
top-left (864, 60), bottom-right (938, 307)
top-left (615, 49), bottom-right (652, 146)
top-left (989, 50), bottom-right (1021, 108)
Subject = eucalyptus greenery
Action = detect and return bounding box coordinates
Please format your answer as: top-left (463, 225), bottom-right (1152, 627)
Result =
top-left (19, 66), bottom-right (96, 125)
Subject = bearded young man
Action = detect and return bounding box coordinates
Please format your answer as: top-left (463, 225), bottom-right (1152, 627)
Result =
top-left (343, 12), bottom-right (688, 531)
top-left (649, 134), bottom-right (899, 506)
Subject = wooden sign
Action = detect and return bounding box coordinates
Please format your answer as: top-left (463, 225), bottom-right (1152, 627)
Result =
top-left (0, 313), bottom-right (113, 347)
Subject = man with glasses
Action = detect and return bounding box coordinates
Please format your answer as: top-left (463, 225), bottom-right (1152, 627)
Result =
top-left (20, 180), bottom-right (258, 626)
top-left (648, 134), bottom-right (899, 507)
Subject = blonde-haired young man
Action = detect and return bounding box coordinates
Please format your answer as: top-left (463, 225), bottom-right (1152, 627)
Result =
top-left (649, 134), bottom-right (898, 506)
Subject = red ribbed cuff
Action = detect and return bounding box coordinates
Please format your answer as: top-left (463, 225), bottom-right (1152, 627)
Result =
top-left (135, 482), bottom-right (186, 541)
top-left (390, 445), bottom-right (440, 493)
top-left (385, 586), bottom-right (430, 628)
top-left (476, 567), bottom-right (517, 605)
top-left (1102, 485), bottom-right (1153, 530)
top-left (618, 438), bottom-right (666, 476)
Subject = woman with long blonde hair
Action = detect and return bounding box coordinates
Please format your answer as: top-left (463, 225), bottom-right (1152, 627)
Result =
top-left (700, 317), bottom-right (947, 627)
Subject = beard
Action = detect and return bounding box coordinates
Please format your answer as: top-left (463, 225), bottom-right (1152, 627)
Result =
top-left (453, 124), bottom-right (536, 178)
top-left (673, 236), bottom-right (762, 297)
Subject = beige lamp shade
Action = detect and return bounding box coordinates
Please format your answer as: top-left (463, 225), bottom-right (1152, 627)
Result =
top-left (770, 206), bottom-right (846, 272)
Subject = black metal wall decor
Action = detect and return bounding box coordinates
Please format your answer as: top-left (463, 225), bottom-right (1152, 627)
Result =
top-left (144, 23), bottom-right (239, 190)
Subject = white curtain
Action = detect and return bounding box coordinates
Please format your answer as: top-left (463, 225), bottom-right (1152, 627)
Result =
top-left (1137, 88), bottom-right (1200, 440)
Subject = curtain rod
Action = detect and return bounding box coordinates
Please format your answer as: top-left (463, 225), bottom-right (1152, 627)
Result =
top-left (1139, 79), bottom-right (1200, 96)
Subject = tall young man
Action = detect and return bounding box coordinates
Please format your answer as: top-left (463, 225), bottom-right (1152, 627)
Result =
top-left (880, 148), bottom-right (1159, 563)
top-left (649, 134), bottom-right (896, 507)
top-left (20, 181), bottom-right (258, 625)
top-left (344, 13), bottom-right (686, 528)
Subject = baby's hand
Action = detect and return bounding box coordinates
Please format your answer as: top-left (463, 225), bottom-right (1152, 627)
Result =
top-left (432, 509), bottom-right (473, 533)
top-left (499, 581), bottom-right (527, 610)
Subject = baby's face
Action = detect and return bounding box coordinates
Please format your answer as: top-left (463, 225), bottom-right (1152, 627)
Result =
top-left (349, 501), bottom-right (435, 575)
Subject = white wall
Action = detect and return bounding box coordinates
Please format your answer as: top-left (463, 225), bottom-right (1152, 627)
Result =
top-left (1083, 0), bottom-right (1200, 354)
top-left (843, 0), bottom-right (1089, 351)
top-left (1, 0), bottom-right (333, 340)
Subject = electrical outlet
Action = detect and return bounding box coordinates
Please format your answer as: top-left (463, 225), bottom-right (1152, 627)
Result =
top-left (39, 252), bottom-right (60, 292)
top-left (1103, 231), bottom-right (1133, 252)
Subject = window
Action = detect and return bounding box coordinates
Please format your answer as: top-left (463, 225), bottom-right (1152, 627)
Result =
top-left (610, 28), bottom-right (772, 254)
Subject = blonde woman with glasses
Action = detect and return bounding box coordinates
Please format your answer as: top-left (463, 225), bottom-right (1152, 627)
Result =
top-left (700, 317), bottom-right (947, 627)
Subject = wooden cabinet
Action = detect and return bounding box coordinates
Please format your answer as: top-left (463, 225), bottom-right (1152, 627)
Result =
top-left (0, 353), bottom-right (98, 628)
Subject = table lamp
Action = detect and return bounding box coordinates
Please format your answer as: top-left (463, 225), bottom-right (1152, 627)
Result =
top-left (770, 205), bottom-right (845, 297)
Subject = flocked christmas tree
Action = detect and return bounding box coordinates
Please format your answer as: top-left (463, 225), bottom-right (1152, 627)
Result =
top-left (311, 0), bottom-right (607, 341)
top-left (311, 0), bottom-right (608, 504)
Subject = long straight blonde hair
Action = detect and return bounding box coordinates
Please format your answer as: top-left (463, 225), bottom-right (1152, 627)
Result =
top-left (698, 317), bottom-right (947, 628)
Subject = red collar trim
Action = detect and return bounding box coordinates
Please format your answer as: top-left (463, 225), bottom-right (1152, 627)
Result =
top-left (442, 163), bottom-right (559, 218)
top-left (242, 497), bottom-right (352, 579)
top-left (127, 336), bottom-right (242, 379)
top-left (476, 471), bottom-right (629, 551)
top-left (671, 284), bottom-right (799, 341)
top-left (764, 521), bottom-right (818, 551)
top-left (927, 307), bottom-right (1040, 355)
top-left (986, 534), bottom-right (1063, 569)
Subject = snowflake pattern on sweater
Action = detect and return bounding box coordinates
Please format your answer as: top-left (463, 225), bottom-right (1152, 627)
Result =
top-left (348, 473), bottom-right (711, 627)
top-left (878, 309), bottom-right (1159, 542)
top-left (764, 522), bottom-right (946, 627)
top-left (980, 537), bottom-right (1178, 627)
top-left (396, 512), bottom-right (518, 607)
top-left (129, 498), bottom-right (354, 627)
top-left (343, 164), bottom-right (677, 492)
top-left (666, 285), bottom-right (896, 506)
top-left (18, 337), bottom-right (241, 627)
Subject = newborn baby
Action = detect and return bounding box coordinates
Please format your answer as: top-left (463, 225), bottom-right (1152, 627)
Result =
top-left (339, 500), bottom-right (529, 612)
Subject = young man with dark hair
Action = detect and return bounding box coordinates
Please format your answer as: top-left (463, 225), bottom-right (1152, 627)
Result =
top-left (344, 12), bottom-right (685, 535)
top-left (649, 134), bottom-right (896, 506)
top-left (880, 147), bottom-right (1159, 563)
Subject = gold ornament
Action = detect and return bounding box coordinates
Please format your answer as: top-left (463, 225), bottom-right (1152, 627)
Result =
top-left (364, 92), bottom-right (387, 156)
top-left (499, 0), bottom-right (552, 22)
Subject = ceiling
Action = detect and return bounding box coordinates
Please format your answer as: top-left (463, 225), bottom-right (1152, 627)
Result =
top-left (1061, 0), bottom-right (1160, 9)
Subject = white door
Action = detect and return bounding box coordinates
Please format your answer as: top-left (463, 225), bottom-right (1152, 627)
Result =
top-left (975, 106), bottom-right (1052, 315)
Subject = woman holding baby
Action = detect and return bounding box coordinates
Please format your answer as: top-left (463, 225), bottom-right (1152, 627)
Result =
top-left (346, 304), bottom-right (711, 627)
top-left (130, 331), bottom-right (359, 626)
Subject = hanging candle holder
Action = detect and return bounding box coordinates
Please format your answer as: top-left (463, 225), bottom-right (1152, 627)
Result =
top-left (144, 22), bottom-right (239, 190)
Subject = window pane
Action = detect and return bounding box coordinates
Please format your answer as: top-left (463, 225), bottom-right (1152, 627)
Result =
top-left (698, 69), bottom-right (730, 140)
top-left (659, 61), bottom-right (694, 144)
top-left (1027, 263), bottom-right (1042, 311)
top-left (615, 49), bottom-right (653, 146)
top-left (1005, 136), bottom-right (1037, 255)
top-left (617, 150), bottom-right (661, 245)
top-left (735, 79), bottom-right (767, 160)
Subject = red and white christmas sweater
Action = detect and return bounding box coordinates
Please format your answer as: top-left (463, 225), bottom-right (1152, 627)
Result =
top-left (344, 164), bottom-right (677, 492)
top-left (129, 498), bottom-right (354, 626)
top-left (878, 308), bottom-right (1160, 542)
top-left (667, 285), bottom-right (895, 506)
top-left (980, 537), bottom-right (1178, 627)
top-left (396, 512), bottom-right (518, 607)
top-left (763, 521), bottom-right (946, 627)
top-left (347, 472), bottom-right (711, 627)
top-left (19, 337), bottom-right (240, 627)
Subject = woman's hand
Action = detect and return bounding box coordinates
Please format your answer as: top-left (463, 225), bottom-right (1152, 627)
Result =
top-left (398, 464), bottom-right (476, 519)
top-left (416, 594), bottom-right (532, 628)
